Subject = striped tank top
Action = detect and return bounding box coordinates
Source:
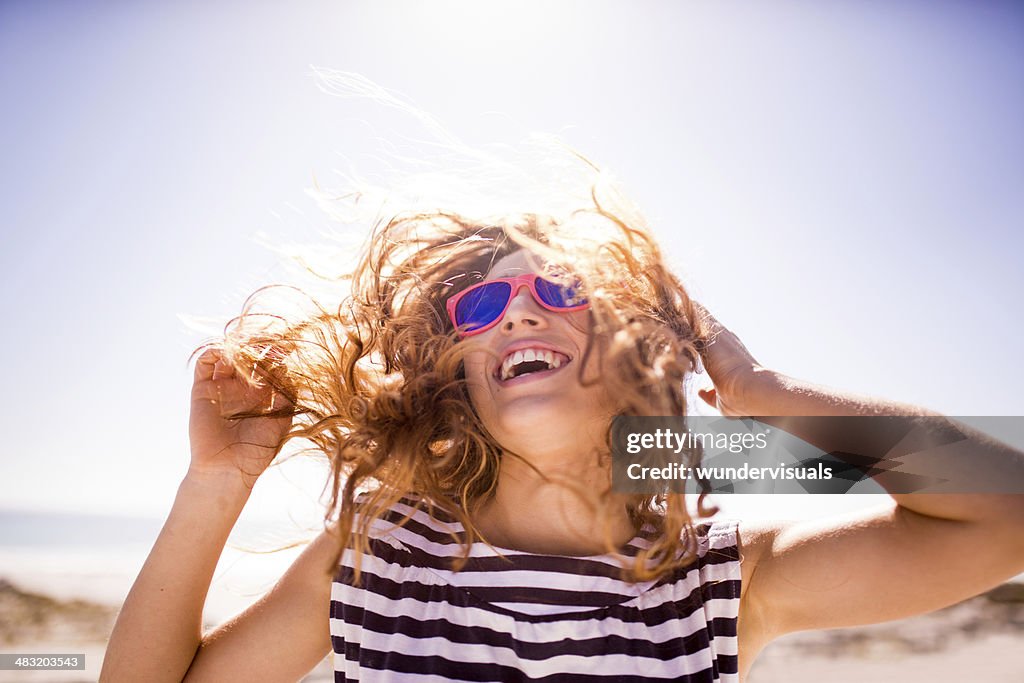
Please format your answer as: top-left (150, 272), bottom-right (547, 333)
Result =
top-left (329, 496), bottom-right (742, 682)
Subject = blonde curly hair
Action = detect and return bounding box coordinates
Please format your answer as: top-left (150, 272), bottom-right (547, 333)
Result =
top-left (197, 145), bottom-right (717, 584)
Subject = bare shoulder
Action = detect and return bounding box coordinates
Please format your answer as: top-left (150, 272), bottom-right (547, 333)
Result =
top-left (733, 517), bottom-right (782, 600)
top-left (729, 516), bottom-right (788, 680)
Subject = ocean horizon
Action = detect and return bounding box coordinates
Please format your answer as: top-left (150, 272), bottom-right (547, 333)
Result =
top-left (0, 508), bottom-right (318, 624)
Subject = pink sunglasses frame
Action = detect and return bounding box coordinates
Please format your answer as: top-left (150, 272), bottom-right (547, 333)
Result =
top-left (445, 273), bottom-right (590, 337)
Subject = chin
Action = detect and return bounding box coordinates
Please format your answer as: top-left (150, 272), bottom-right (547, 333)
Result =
top-left (489, 392), bottom-right (565, 427)
top-left (490, 395), bottom-right (611, 450)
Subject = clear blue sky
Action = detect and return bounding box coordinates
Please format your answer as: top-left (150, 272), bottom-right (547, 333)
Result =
top-left (1, 0), bottom-right (1022, 520)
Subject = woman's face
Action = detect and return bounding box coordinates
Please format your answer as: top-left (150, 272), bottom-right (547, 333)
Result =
top-left (460, 250), bottom-right (615, 457)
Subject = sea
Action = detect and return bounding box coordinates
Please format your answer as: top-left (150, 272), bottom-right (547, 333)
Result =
top-left (4, 498), bottom-right (1022, 616)
top-left (0, 508), bottom-right (314, 624)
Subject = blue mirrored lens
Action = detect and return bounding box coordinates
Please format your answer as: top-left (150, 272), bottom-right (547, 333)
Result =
top-left (535, 278), bottom-right (588, 308)
top-left (455, 281), bottom-right (512, 331)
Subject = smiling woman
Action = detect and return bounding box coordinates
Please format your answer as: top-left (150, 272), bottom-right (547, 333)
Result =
top-left (99, 140), bottom-right (1024, 683)
top-left (301, 200), bottom-right (715, 572)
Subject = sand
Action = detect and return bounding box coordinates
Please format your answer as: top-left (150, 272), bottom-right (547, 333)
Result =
top-left (748, 582), bottom-right (1024, 681)
top-left (1, 578), bottom-right (1021, 681)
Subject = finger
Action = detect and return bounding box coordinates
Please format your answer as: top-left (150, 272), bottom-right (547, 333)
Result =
top-left (194, 347), bottom-right (222, 382)
top-left (691, 300), bottom-right (716, 328)
top-left (249, 346), bottom-right (291, 387)
top-left (265, 389), bottom-right (297, 414)
top-left (690, 301), bottom-right (724, 355)
top-left (212, 358), bottom-right (236, 381)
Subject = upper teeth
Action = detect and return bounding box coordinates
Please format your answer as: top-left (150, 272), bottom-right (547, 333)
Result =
top-left (499, 348), bottom-right (566, 381)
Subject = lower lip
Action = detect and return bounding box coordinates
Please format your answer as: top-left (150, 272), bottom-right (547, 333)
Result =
top-left (495, 362), bottom-right (571, 387)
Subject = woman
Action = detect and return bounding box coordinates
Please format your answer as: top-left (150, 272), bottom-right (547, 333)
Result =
top-left (101, 188), bottom-right (1024, 682)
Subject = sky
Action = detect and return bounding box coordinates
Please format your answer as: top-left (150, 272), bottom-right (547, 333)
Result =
top-left (0, 0), bottom-right (1022, 528)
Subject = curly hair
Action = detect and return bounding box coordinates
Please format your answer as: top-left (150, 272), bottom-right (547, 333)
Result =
top-left (198, 154), bottom-right (718, 585)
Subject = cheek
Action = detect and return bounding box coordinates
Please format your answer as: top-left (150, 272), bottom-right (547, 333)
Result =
top-left (566, 309), bottom-right (593, 336)
top-left (566, 311), bottom-right (600, 377)
top-left (462, 350), bottom-right (492, 412)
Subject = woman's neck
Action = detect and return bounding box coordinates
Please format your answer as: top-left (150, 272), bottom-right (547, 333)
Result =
top-left (468, 453), bottom-right (637, 556)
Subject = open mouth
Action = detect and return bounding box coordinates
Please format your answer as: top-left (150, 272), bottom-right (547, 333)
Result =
top-left (495, 348), bottom-right (572, 382)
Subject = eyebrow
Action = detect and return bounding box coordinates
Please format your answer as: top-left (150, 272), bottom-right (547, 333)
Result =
top-left (490, 268), bottom-right (528, 279)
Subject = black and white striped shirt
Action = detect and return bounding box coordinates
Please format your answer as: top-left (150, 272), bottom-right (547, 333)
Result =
top-left (330, 496), bottom-right (742, 682)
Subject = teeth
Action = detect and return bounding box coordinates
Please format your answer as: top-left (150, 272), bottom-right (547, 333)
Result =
top-left (498, 347), bottom-right (570, 381)
top-left (501, 356), bottom-right (514, 380)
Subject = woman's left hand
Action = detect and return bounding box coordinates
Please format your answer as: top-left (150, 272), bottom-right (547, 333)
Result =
top-left (692, 302), bottom-right (774, 417)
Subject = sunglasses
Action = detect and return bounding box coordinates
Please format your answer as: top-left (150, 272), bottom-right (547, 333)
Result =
top-left (445, 273), bottom-right (590, 337)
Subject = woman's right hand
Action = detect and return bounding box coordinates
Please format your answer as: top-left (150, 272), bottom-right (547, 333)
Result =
top-left (103, 346), bottom-right (297, 682)
top-left (692, 302), bottom-right (771, 417)
top-left (188, 346), bottom-right (294, 489)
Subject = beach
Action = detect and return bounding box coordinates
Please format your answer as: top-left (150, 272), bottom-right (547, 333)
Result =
top-left (1, 509), bottom-right (1021, 681)
top-left (1, 571), bottom-right (1021, 681)
top-left (748, 582), bottom-right (1024, 682)
top-left (0, 574), bottom-right (334, 682)
top-left (0, 509), bottom-right (333, 681)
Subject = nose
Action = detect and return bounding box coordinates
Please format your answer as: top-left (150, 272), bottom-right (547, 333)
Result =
top-left (499, 284), bottom-right (548, 333)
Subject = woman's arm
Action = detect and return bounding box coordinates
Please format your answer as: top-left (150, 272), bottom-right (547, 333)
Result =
top-left (99, 471), bottom-right (252, 680)
top-left (181, 521), bottom-right (336, 682)
top-left (695, 306), bottom-right (1024, 638)
top-left (100, 347), bottom-right (331, 681)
